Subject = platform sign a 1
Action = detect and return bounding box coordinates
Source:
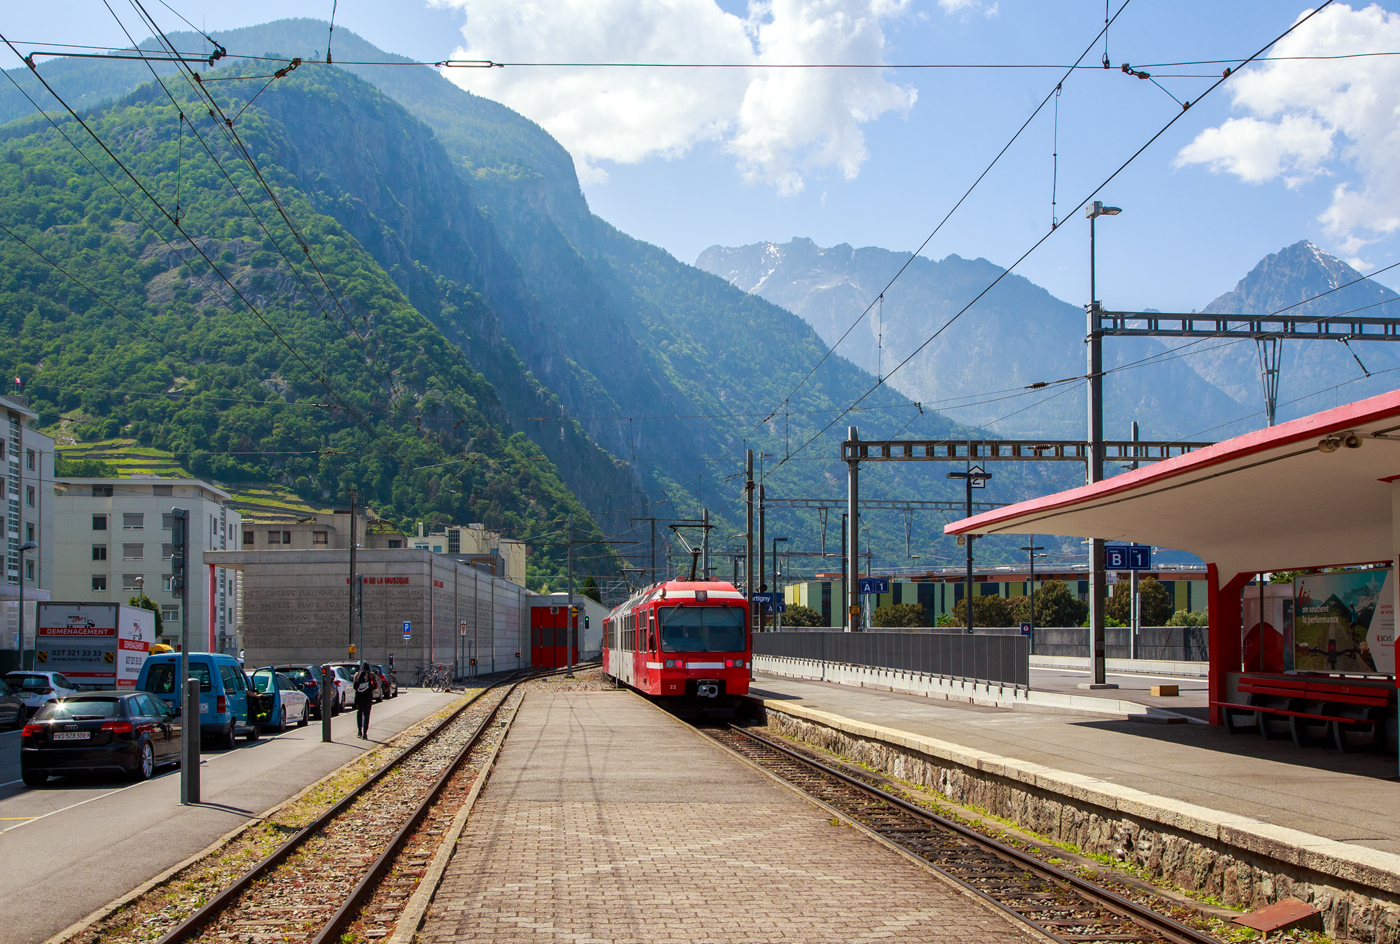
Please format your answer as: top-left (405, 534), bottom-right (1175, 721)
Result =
top-left (858, 577), bottom-right (889, 595)
top-left (402, 620), bottom-right (412, 640)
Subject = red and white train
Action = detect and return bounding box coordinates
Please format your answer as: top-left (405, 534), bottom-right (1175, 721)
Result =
top-left (603, 579), bottom-right (751, 707)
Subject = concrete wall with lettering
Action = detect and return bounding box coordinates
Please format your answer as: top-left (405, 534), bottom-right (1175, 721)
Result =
top-left (206, 549), bottom-right (529, 675)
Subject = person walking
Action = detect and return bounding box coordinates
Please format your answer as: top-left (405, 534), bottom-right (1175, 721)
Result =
top-left (353, 661), bottom-right (375, 740)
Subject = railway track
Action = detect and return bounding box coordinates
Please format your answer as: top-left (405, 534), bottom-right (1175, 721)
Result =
top-left (707, 725), bottom-right (1224, 944)
top-left (150, 670), bottom-right (541, 944)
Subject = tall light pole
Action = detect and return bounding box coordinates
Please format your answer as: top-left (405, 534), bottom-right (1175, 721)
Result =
top-left (16, 540), bottom-right (37, 669)
top-left (1019, 539), bottom-right (1046, 654)
top-left (772, 537), bottom-right (787, 631)
top-left (1086, 200), bottom-right (1120, 687)
top-left (947, 467), bottom-right (991, 634)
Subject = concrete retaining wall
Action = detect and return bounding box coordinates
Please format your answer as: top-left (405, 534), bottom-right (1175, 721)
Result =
top-left (763, 702), bottom-right (1400, 943)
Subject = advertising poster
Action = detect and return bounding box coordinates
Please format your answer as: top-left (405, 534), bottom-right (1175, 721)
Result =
top-left (1293, 570), bottom-right (1393, 675)
top-left (37, 603), bottom-right (117, 685)
top-left (1241, 583), bottom-right (1294, 673)
top-left (117, 609), bottom-right (153, 687)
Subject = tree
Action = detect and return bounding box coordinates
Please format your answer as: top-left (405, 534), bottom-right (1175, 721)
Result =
top-left (783, 604), bottom-right (825, 627)
top-left (127, 593), bottom-right (163, 636)
top-left (873, 603), bottom-right (931, 628)
top-left (950, 595), bottom-right (1015, 628)
top-left (579, 575), bottom-right (602, 605)
top-left (1012, 580), bottom-right (1088, 628)
top-left (1106, 576), bottom-right (1173, 626)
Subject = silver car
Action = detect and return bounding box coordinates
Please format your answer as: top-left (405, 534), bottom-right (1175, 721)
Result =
top-left (5, 672), bottom-right (79, 718)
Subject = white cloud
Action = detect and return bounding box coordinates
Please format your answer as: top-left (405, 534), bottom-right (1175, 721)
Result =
top-left (937, 0), bottom-right (997, 16)
top-left (430, 0), bottom-right (915, 193)
top-left (1175, 3), bottom-right (1400, 253)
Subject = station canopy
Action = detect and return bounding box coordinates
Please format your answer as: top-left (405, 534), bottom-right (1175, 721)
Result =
top-left (944, 389), bottom-right (1400, 579)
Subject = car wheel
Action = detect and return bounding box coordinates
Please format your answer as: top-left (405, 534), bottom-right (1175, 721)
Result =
top-left (21, 769), bottom-right (46, 787)
top-left (245, 722), bottom-right (260, 743)
top-left (298, 704), bottom-right (309, 727)
top-left (221, 723), bottom-right (237, 751)
top-left (131, 741), bottom-right (155, 781)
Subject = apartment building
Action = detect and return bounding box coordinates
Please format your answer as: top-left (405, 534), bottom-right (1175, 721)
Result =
top-left (239, 508), bottom-right (404, 551)
top-left (52, 477), bottom-right (242, 654)
top-left (2, 395), bottom-right (55, 660)
top-left (411, 523), bottom-right (526, 587)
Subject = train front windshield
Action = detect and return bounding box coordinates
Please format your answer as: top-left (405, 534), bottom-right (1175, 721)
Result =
top-left (659, 606), bottom-right (746, 653)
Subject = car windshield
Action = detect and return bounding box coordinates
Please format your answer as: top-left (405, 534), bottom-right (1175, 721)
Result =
top-left (37, 698), bottom-right (122, 720)
top-left (659, 606), bottom-right (746, 653)
top-left (7, 674), bottom-right (52, 690)
top-left (280, 667), bottom-right (312, 682)
top-left (250, 670), bottom-right (275, 693)
top-left (144, 662), bottom-right (213, 694)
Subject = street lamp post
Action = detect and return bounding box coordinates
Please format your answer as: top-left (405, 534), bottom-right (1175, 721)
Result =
top-left (947, 468), bottom-right (991, 634)
top-left (1086, 200), bottom-right (1120, 687)
top-left (772, 537), bottom-right (787, 631)
top-left (1019, 539), bottom-right (1046, 654)
top-left (16, 540), bottom-right (37, 669)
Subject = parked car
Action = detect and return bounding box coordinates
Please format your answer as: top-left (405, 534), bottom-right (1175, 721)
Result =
top-left (248, 668), bottom-right (309, 732)
top-left (0, 677), bottom-right (25, 730)
top-left (275, 665), bottom-right (325, 718)
top-left (5, 672), bottom-right (80, 718)
top-left (137, 653), bottom-right (259, 750)
top-left (370, 664), bottom-right (398, 700)
top-left (321, 664), bottom-right (354, 714)
top-left (244, 672), bottom-right (277, 731)
top-left (326, 663), bottom-right (366, 705)
top-left (20, 691), bottom-right (182, 785)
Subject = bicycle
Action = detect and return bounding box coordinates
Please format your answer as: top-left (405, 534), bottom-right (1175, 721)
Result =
top-left (429, 663), bottom-right (452, 692)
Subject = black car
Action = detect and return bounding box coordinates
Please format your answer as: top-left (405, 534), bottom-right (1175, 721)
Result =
top-left (20, 691), bottom-right (182, 786)
top-left (0, 677), bottom-right (24, 730)
top-left (370, 664), bottom-right (398, 700)
top-left (275, 664), bottom-right (326, 718)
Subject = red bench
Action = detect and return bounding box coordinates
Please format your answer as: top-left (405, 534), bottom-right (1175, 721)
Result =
top-left (1213, 673), bottom-right (1395, 752)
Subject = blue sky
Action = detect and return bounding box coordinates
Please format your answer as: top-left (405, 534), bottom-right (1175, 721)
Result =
top-left (6, 0), bottom-right (1400, 315)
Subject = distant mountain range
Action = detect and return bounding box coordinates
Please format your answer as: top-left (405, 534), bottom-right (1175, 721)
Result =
top-left (697, 238), bottom-right (1400, 441)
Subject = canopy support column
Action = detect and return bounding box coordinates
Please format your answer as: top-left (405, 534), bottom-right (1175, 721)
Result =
top-left (1207, 564), bottom-right (1251, 725)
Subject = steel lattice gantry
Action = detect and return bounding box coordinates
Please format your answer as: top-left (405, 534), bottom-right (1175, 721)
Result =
top-left (838, 438), bottom-right (1212, 463)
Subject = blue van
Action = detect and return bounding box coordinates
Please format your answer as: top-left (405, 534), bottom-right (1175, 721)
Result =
top-left (137, 653), bottom-right (259, 750)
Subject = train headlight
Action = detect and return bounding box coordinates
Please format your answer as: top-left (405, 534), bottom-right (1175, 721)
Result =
top-left (664, 659), bottom-right (675, 668)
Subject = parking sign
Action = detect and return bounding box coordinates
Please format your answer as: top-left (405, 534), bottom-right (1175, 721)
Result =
top-left (402, 620), bottom-right (412, 640)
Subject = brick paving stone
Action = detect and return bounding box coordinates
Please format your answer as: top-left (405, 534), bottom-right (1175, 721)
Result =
top-left (417, 692), bottom-right (1036, 944)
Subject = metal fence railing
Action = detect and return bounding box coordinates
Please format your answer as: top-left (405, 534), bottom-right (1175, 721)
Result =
top-left (955, 625), bottom-right (1209, 661)
top-left (752, 630), bottom-right (1029, 688)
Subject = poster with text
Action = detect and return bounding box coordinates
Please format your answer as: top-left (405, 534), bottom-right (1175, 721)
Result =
top-left (1293, 570), bottom-right (1394, 675)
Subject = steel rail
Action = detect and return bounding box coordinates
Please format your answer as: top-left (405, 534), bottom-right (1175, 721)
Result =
top-left (153, 668), bottom-right (551, 944)
top-left (722, 725), bottom-right (1222, 944)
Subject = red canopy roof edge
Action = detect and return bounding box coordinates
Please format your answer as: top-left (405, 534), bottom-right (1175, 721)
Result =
top-left (945, 387), bottom-right (1400, 536)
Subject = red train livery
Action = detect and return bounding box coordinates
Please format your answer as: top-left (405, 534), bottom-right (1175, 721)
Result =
top-left (603, 580), bottom-right (751, 705)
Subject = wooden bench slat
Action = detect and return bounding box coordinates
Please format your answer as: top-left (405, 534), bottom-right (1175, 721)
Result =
top-left (1212, 701), bottom-right (1382, 726)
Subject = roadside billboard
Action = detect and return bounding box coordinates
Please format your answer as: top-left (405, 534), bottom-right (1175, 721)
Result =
top-left (1293, 570), bottom-right (1393, 676)
top-left (35, 603), bottom-right (155, 688)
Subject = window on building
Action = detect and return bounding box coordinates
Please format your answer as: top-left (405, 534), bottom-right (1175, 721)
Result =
top-left (92, 575), bottom-right (107, 591)
top-left (313, 531), bottom-right (328, 545)
top-left (26, 522), bottom-right (34, 542)
top-left (122, 574), bottom-right (142, 591)
top-left (161, 543), bottom-right (173, 560)
top-left (122, 543), bottom-right (144, 560)
top-left (448, 530), bottom-right (460, 554)
top-left (282, 530), bottom-right (291, 544)
top-left (122, 513), bottom-right (143, 530)
top-left (152, 484), bottom-right (172, 497)
top-left (92, 514), bottom-right (108, 531)
top-left (162, 513), bottom-right (174, 530)
top-left (26, 449), bottom-right (34, 471)
top-left (25, 486), bottom-right (34, 507)
top-left (25, 559), bottom-right (34, 581)
top-left (162, 606), bottom-right (178, 622)
top-left (162, 575), bottom-right (173, 592)
top-left (388, 539), bottom-right (402, 549)
top-left (92, 545), bottom-right (107, 561)
top-left (267, 531), bottom-right (281, 544)
top-left (241, 530), bottom-right (251, 547)
top-left (91, 485), bottom-right (113, 497)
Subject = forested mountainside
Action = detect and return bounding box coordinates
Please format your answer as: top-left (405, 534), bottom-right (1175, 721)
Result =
top-left (0, 61), bottom-right (605, 584)
top-left (4, 21), bottom-right (1058, 572)
top-left (698, 238), bottom-right (1400, 440)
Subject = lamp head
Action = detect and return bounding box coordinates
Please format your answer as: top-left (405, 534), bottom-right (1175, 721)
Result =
top-left (18, 540), bottom-right (37, 552)
top-left (1086, 200), bottom-right (1122, 219)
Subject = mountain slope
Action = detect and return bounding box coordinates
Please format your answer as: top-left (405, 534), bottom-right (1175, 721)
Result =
top-left (696, 238), bottom-right (1244, 441)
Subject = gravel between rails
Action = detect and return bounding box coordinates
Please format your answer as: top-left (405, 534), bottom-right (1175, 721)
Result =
top-left (178, 684), bottom-right (518, 944)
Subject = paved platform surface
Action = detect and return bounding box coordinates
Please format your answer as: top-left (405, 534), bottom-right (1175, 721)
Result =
top-left (0, 688), bottom-right (461, 944)
top-left (1028, 665), bottom-right (1208, 719)
top-left (754, 673), bottom-right (1400, 856)
top-left (419, 691), bottom-right (1035, 944)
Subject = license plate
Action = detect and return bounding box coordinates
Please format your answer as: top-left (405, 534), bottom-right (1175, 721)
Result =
top-left (53, 731), bottom-right (90, 741)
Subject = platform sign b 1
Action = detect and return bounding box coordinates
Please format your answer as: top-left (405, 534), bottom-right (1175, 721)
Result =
top-left (1104, 544), bottom-right (1151, 569)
